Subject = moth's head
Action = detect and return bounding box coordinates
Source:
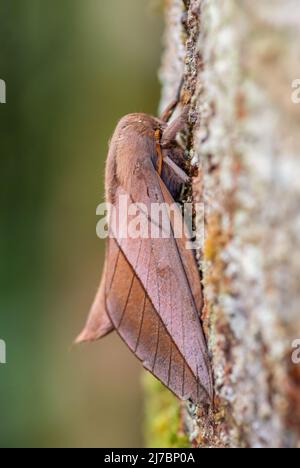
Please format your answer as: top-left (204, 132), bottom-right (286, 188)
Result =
top-left (106, 113), bottom-right (164, 202)
top-left (118, 113), bottom-right (165, 134)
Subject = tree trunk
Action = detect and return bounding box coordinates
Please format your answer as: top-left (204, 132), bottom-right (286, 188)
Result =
top-left (146, 0), bottom-right (300, 449)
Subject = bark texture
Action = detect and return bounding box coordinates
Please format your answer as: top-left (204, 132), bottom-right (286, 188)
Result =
top-left (152, 0), bottom-right (300, 448)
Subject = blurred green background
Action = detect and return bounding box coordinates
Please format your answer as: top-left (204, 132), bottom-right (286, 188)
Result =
top-left (0, 0), bottom-right (163, 448)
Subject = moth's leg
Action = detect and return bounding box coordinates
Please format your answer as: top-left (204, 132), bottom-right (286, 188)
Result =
top-left (161, 105), bottom-right (189, 148)
top-left (160, 100), bottom-right (179, 123)
top-left (160, 78), bottom-right (184, 123)
top-left (155, 129), bottom-right (188, 182)
top-left (164, 156), bottom-right (190, 183)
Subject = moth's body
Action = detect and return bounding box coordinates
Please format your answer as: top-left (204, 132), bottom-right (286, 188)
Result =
top-left (77, 108), bottom-right (213, 405)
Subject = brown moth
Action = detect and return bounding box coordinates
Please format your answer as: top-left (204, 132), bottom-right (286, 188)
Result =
top-left (77, 98), bottom-right (213, 405)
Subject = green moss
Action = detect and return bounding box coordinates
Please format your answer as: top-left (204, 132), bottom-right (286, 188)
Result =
top-left (143, 373), bottom-right (191, 448)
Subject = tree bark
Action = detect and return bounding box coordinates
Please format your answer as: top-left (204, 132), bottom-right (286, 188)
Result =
top-left (147, 0), bottom-right (300, 449)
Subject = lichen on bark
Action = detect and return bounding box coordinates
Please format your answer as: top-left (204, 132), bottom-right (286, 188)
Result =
top-left (146, 0), bottom-right (300, 448)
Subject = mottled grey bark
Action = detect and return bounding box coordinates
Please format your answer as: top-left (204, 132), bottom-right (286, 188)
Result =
top-left (159, 0), bottom-right (300, 448)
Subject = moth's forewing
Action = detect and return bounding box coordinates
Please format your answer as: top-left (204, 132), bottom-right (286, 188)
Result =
top-left (109, 184), bottom-right (212, 403)
top-left (106, 238), bottom-right (206, 403)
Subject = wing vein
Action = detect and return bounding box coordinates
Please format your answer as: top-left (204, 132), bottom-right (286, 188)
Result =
top-left (167, 342), bottom-right (172, 387)
top-left (134, 292), bottom-right (147, 353)
top-left (135, 259), bottom-right (150, 353)
top-left (151, 241), bottom-right (162, 373)
top-left (152, 322), bottom-right (160, 373)
top-left (182, 363), bottom-right (186, 398)
top-left (118, 274), bottom-right (135, 329)
top-left (108, 245), bottom-right (121, 294)
top-left (118, 239), bottom-right (143, 330)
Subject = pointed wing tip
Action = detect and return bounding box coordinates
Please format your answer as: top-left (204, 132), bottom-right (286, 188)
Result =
top-left (74, 328), bottom-right (103, 345)
top-left (192, 391), bottom-right (213, 408)
top-left (192, 381), bottom-right (214, 407)
top-left (74, 329), bottom-right (93, 345)
top-left (75, 323), bottom-right (115, 345)
top-left (199, 364), bottom-right (214, 405)
top-left (205, 390), bottom-right (214, 406)
top-left (204, 382), bottom-right (214, 406)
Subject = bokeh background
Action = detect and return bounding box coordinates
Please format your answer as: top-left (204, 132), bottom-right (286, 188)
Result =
top-left (0, 0), bottom-right (163, 448)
